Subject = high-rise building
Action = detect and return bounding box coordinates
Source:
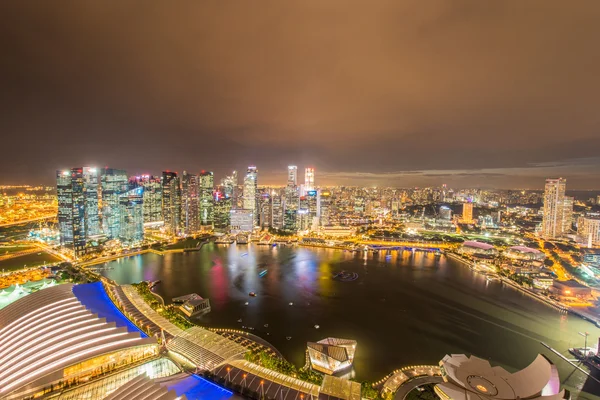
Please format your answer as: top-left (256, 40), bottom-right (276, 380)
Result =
top-left (287, 166), bottom-right (298, 187)
top-left (101, 168), bottom-right (128, 240)
top-left (562, 196), bottom-right (574, 233)
top-left (230, 209), bottom-right (254, 234)
top-left (462, 202), bottom-right (473, 224)
top-left (162, 171), bottom-right (181, 236)
top-left (199, 171), bottom-right (214, 227)
top-left (56, 168), bottom-right (86, 257)
top-left (271, 193), bottom-right (284, 229)
top-left (319, 191), bottom-right (331, 226)
top-left (439, 206), bottom-right (452, 221)
top-left (130, 175), bottom-right (162, 224)
top-left (220, 170), bottom-right (238, 202)
top-left (259, 192), bottom-right (272, 228)
top-left (307, 190), bottom-right (318, 230)
top-left (214, 192), bottom-right (232, 233)
top-left (119, 187), bottom-right (144, 245)
top-left (577, 216), bottom-right (600, 247)
top-left (243, 166), bottom-right (258, 226)
top-left (542, 178), bottom-right (567, 239)
top-left (304, 167), bottom-right (315, 192)
top-left (181, 171), bottom-right (200, 234)
top-left (82, 167), bottom-right (101, 237)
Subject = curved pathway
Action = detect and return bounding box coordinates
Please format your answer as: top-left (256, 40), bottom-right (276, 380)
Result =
top-left (394, 376), bottom-right (443, 400)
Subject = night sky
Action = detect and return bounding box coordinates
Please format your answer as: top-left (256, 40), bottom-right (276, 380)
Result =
top-left (1, 1), bottom-right (600, 188)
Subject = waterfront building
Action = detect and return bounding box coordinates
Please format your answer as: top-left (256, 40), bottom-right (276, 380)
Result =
top-left (230, 208), bottom-right (254, 234)
top-left (461, 202), bottom-right (474, 224)
top-left (101, 168), bottom-right (128, 240)
top-left (503, 246), bottom-right (546, 262)
top-left (435, 353), bottom-right (568, 400)
top-left (181, 171), bottom-right (200, 234)
top-left (542, 178), bottom-right (567, 239)
top-left (0, 283), bottom-right (158, 400)
top-left (259, 192), bottom-right (272, 228)
top-left (162, 171), bottom-right (181, 236)
top-left (319, 191), bottom-right (332, 226)
top-left (178, 294), bottom-right (211, 318)
top-left (288, 165), bottom-right (298, 186)
top-left (305, 167), bottom-right (315, 191)
top-left (119, 186), bottom-right (144, 245)
top-left (458, 241), bottom-right (498, 257)
top-left (307, 337), bottom-right (357, 375)
top-left (284, 184), bottom-right (299, 232)
top-left (318, 226), bottom-right (356, 237)
top-left (82, 167), bottom-right (101, 237)
top-left (550, 279), bottom-right (592, 300)
top-left (577, 216), bottom-right (600, 247)
top-left (243, 166), bottom-right (258, 226)
top-left (213, 193), bottom-right (232, 233)
top-left (199, 171), bottom-right (214, 227)
top-left (57, 169), bottom-right (82, 255)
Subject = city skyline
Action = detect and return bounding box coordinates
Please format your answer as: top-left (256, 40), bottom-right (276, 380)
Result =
top-left (1, 1), bottom-right (600, 188)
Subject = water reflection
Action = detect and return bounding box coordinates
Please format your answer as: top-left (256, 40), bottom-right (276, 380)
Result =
top-left (100, 244), bottom-right (600, 397)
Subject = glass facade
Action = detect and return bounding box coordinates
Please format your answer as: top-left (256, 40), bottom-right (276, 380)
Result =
top-left (83, 167), bottom-right (101, 237)
top-left (243, 166), bottom-right (258, 226)
top-left (162, 171), bottom-right (181, 236)
top-left (199, 171), bottom-right (214, 227)
top-left (214, 195), bottom-right (232, 233)
top-left (101, 168), bottom-right (128, 240)
top-left (182, 171), bottom-right (200, 234)
top-left (119, 187), bottom-right (144, 245)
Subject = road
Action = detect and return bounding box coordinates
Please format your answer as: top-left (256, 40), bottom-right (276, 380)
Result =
top-left (0, 215), bottom-right (56, 228)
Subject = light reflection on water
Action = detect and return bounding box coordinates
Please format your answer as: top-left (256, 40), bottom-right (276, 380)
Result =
top-left (101, 243), bottom-right (600, 397)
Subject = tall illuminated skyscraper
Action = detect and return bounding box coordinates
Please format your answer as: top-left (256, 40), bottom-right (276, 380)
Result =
top-left (199, 171), bottom-right (214, 227)
top-left (101, 168), bottom-right (128, 240)
top-left (214, 191), bottom-right (232, 233)
top-left (162, 171), bottom-right (181, 236)
top-left (221, 170), bottom-right (238, 201)
top-left (305, 167), bottom-right (315, 191)
top-left (462, 202), bottom-right (473, 224)
top-left (119, 186), bottom-right (144, 244)
top-left (243, 166), bottom-right (258, 226)
top-left (287, 166), bottom-right (298, 187)
top-left (271, 193), bottom-right (284, 229)
top-left (82, 167), bottom-right (101, 237)
top-left (182, 171), bottom-right (200, 234)
top-left (56, 168), bottom-right (86, 257)
top-left (542, 178), bottom-right (566, 239)
top-left (130, 175), bottom-right (162, 224)
top-left (319, 191), bottom-right (331, 226)
top-left (562, 196), bottom-right (574, 233)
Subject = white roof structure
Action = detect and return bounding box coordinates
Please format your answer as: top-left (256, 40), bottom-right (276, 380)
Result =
top-left (0, 283), bottom-right (157, 400)
top-left (435, 354), bottom-right (569, 400)
top-left (103, 373), bottom-right (184, 400)
top-left (167, 326), bottom-right (247, 370)
top-left (462, 241), bottom-right (495, 250)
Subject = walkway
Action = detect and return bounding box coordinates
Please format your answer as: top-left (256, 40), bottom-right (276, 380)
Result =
top-left (393, 376), bottom-right (443, 400)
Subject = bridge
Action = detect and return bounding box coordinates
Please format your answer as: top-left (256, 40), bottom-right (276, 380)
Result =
top-left (359, 239), bottom-right (453, 250)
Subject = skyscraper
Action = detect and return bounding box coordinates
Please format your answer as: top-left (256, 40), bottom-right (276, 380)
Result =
top-left (130, 175), bottom-right (162, 224)
top-left (181, 171), bottom-right (200, 234)
top-left (304, 167), bottom-right (315, 192)
top-left (220, 170), bottom-right (238, 201)
top-left (287, 166), bottom-right (298, 187)
top-left (259, 192), bottom-right (271, 228)
top-left (213, 191), bottom-right (232, 233)
top-left (271, 193), bottom-right (284, 229)
top-left (243, 166), bottom-right (258, 226)
top-left (578, 217), bottom-right (600, 247)
top-left (462, 202), bottom-right (473, 224)
top-left (82, 167), bottom-right (101, 237)
top-left (319, 191), bottom-right (331, 226)
top-left (101, 168), bottom-right (128, 240)
top-left (119, 187), bottom-right (144, 244)
top-left (199, 171), bottom-right (214, 227)
top-left (562, 196), bottom-right (574, 233)
top-left (56, 168), bottom-right (85, 257)
top-left (162, 171), bottom-right (181, 236)
top-left (542, 178), bottom-right (566, 239)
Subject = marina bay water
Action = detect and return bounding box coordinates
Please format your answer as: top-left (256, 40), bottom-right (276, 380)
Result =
top-left (100, 243), bottom-right (600, 396)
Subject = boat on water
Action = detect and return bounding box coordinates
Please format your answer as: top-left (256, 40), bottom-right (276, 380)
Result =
top-left (264, 323), bottom-right (269, 328)
top-left (289, 302), bottom-right (293, 306)
top-left (286, 336), bottom-right (292, 340)
top-left (249, 292), bottom-right (257, 297)
top-left (314, 325), bottom-right (320, 329)
top-left (244, 301), bottom-right (249, 306)
top-left (258, 269), bottom-right (268, 277)
top-left (237, 318), bottom-right (242, 322)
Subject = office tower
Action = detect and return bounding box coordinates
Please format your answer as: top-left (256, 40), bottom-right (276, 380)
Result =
top-left (199, 171), bottom-right (214, 227)
top-left (162, 171), bottom-right (181, 236)
top-left (258, 192), bottom-right (272, 228)
top-left (305, 167), bottom-right (315, 192)
top-left (297, 196), bottom-right (310, 231)
top-left (131, 175), bottom-right (162, 224)
top-left (562, 196), bottom-right (574, 233)
top-left (243, 166), bottom-right (258, 226)
top-left (101, 168), bottom-right (128, 239)
top-left (271, 193), bottom-right (284, 229)
top-left (213, 192), bottom-right (232, 233)
top-left (319, 191), bottom-right (331, 226)
top-left (462, 202), bottom-right (473, 224)
top-left (287, 166), bottom-right (298, 187)
top-left (119, 187), bottom-right (144, 244)
top-left (578, 217), bottom-right (600, 247)
top-left (221, 170), bottom-right (238, 201)
top-left (307, 190), bottom-right (318, 230)
top-left (542, 178), bottom-right (567, 239)
top-left (181, 171), bottom-right (200, 234)
top-left (284, 187), bottom-right (299, 232)
top-left (56, 168), bottom-right (85, 257)
top-left (82, 167), bottom-right (101, 237)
